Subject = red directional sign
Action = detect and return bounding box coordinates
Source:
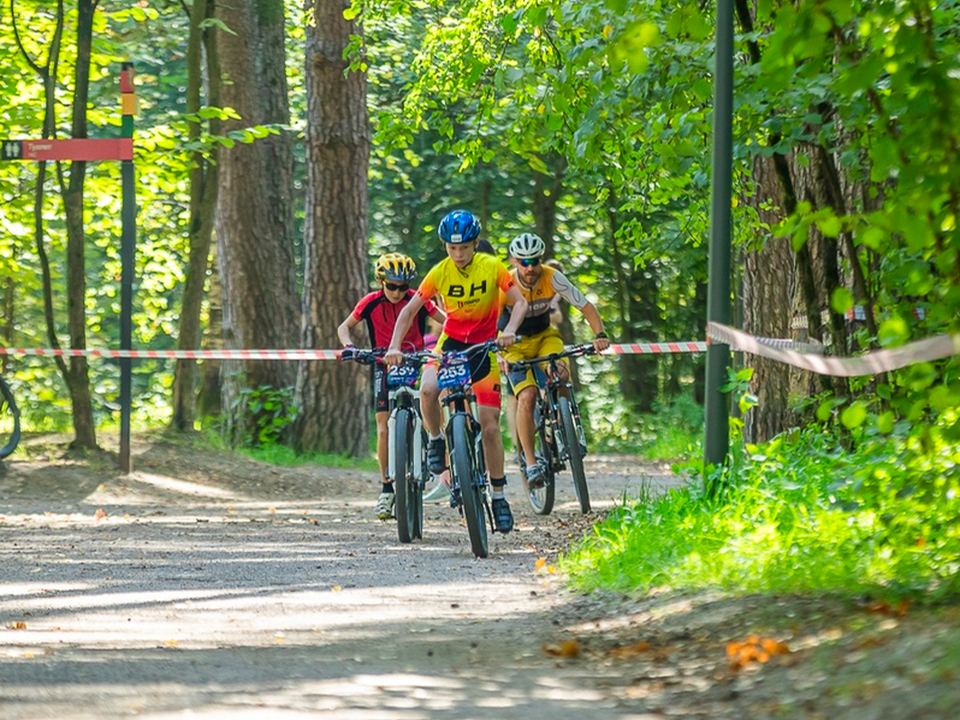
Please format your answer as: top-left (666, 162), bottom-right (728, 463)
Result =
top-left (1, 138), bottom-right (133, 161)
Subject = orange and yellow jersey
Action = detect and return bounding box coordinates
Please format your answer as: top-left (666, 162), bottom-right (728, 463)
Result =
top-left (499, 265), bottom-right (589, 336)
top-left (416, 253), bottom-right (516, 343)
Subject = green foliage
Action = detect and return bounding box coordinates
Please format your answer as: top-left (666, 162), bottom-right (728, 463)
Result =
top-left (229, 385), bottom-right (298, 448)
top-left (563, 420), bottom-right (960, 603)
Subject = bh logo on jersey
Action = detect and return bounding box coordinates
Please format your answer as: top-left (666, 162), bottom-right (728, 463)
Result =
top-left (448, 280), bottom-right (487, 307)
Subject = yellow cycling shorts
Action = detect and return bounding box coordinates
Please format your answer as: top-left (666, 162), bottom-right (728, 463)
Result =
top-left (502, 328), bottom-right (565, 396)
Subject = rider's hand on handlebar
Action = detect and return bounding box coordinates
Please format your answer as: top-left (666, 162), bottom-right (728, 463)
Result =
top-left (384, 347), bottom-right (403, 367)
top-left (497, 331), bottom-right (517, 349)
top-left (340, 345), bottom-right (356, 361)
top-left (497, 354), bottom-right (509, 374)
top-left (593, 334), bottom-right (610, 353)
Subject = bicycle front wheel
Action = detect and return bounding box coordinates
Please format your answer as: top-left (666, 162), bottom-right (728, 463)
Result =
top-left (559, 396), bottom-right (590, 513)
top-left (0, 377), bottom-right (21, 460)
top-left (524, 401), bottom-right (556, 516)
top-left (394, 408), bottom-right (422, 543)
top-left (451, 413), bottom-right (488, 558)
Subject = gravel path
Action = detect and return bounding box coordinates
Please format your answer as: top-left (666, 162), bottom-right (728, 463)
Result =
top-left (1, 449), bottom-right (681, 719)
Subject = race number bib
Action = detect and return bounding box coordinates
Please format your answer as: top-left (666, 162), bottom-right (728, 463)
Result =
top-left (437, 354), bottom-right (471, 389)
top-left (387, 363), bottom-right (419, 387)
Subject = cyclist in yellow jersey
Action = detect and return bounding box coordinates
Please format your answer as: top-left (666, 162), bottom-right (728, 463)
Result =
top-left (385, 210), bottom-right (527, 534)
top-left (499, 233), bottom-right (609, 488)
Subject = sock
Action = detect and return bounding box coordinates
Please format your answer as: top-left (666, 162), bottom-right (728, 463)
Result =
top-left (430, 432), bottom-right (442, 441)
top-left (491, 477), bottom-right (506, 499)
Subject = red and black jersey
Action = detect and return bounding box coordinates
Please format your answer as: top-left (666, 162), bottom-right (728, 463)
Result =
top-left (351, 289), bottom-right (437, 350)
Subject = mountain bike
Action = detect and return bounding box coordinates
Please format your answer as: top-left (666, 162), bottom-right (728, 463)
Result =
top-left (508, 343), bottom-right (596, 515)
top-left (434, 339), bottom-right (505, 559)
top-left (0, 375), bottom-right (21, 460)
top-left (343, 347), bottom-right (432, 544)
top-left (385, 350), bottom-right (434, 544)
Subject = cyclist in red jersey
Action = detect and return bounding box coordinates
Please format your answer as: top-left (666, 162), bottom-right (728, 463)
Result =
top-left (385, 210), bottom-right (528, 535)
top-left (338, 253), bottom-right (445, 520)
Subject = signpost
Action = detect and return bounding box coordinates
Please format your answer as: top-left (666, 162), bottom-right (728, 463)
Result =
top-left (2, 62), bottom-right (138, 473)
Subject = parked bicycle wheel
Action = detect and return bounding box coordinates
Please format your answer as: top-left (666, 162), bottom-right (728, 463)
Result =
top-left (558, 396), bottom-right (590, 513)
top-left (451, 413), bottom-right (488, 558)
top-left (0, 377), bottom-right (21, 460)
top-left (393, 407), bottom-right (423, 543)
top-left (523, 401), bottom-right (556, 515)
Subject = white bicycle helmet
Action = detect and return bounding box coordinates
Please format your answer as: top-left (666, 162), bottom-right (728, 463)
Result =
top-left (509, 232), bottom-right (545, 259)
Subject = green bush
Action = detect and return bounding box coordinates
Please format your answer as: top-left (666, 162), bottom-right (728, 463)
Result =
top-left (562, 418), bottom-right (960, 603)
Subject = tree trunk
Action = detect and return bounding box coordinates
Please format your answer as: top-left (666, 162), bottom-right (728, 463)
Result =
top-left (58, 0), bottom-right (98, 450)
top-left (171, 0), bottom-right (222, 431)
top-left (293, 0), bottom-right (370, 455)
top-left (198, 244), bottom-right (224, 420)
top-left (215, 0), bottom-right (300, 445)
top-left (741, 156), bottom-right (799, 443)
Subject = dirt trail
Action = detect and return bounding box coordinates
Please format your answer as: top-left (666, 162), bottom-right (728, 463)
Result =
top-left (2, 439), bottom-right (958, 719)
top-left (0, 441), bottom-right (679, 719)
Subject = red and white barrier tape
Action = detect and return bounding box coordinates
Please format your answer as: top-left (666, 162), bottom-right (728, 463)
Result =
top-left (604, 341), bottom-right (706, 354)
top-left (708, 322), bottom-right (960, 377)
top-left (0, 341), bottom-right (708, 360)
top-left (0, 347), bottom-right (342, 360)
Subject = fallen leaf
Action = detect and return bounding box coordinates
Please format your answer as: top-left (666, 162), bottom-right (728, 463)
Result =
top-left (535, 557), bottom-right (547, 572)
top-left (726, 635), bottom-right (790, 670)
top-left (332, 586), bottom-right (342, 592)
top-left (609, 640), bottom-right (652, 658)
top-left (543, 639), bottom-right (580, 658)
top-left (95, 508), bottom-right (107, 521)
top-left (11, 622), bottom-right (27, 630)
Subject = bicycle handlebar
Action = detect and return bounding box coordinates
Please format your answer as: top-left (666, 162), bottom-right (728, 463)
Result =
top-left (507, 343), bottom-right (597, 372)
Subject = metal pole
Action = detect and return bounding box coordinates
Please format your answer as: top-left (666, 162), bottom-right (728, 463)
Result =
top-left (703, 1), bottom-right (734, 473)
top-left (119, 62), bottom-right (136, 473)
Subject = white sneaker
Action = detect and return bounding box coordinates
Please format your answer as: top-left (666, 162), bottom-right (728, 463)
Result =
top-left (424, 471), bottom-right (452, 503)
top-left (375, 491), bottom-right (395, 520)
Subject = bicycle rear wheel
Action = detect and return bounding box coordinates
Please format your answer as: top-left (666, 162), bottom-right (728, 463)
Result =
top-left (523, 401), bottom-right (556, 515)
top-left (394, 408), bottom-right (422, 543)
top-left (559, 396), bottom-right (590, 513)
top-left (0, 377), bottom-right (21, 460)
top-left (451, 413), bottom-right (488, 558)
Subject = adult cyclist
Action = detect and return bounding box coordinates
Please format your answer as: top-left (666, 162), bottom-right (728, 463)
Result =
top-left (384, 210), bottom-right (528, 534)
top-left (499, 233), bottom-right (609, 488)
top-left (338, 253), bottom-right (445, 520)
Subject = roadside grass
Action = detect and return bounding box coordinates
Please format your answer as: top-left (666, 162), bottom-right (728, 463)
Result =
top-left (562, 420), bottom-right (960, 604)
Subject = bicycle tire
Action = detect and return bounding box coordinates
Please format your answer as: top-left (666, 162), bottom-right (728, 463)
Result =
top-left (451, 413), bottom-right (488, 558)
top-left (394, 408), bottom-right (421, 544)
top-left (559, 396), bottom-right (590, 513)
top-left (524, 401), bottom-right (556, 515)
top-left (0, 377), bottom-right (21, 460)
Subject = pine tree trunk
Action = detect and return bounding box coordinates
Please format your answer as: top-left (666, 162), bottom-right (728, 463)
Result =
top-left (293, 0), bottom-right (370, 456)
top-left (215, 0), bottom-right (300, 445)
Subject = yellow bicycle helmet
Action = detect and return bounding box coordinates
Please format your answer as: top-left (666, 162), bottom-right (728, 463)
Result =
top-left (375, 253), bottom-right (417, 282)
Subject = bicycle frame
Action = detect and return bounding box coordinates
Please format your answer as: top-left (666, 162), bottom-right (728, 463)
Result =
top-left (508, 343), bottom-right (595, 514)
top-left (385, 355), bottom-right (429, 486)
top-left (435, 347), bottom-right (490, 502)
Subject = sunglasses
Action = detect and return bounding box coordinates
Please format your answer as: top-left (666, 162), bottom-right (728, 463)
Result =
top-left (518, 257), bottom-right (541, 267)
top-left (384, 282), bottom-right (409, 292)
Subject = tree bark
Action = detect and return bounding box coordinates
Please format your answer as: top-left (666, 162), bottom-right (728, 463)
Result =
top-left (742, 156), bottom-right (799, 442)
top-left (172, 0), bottom-right (222, 431)
top-left (293, 0), bottom-right (370, 455)
top-left (57, 0), bottom-right (98, 450)
top-left (215, 0), bottom-right (300, 444)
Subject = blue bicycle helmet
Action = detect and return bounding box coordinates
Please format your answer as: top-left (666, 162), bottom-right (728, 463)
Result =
top-left (438, 209), bottom-right (481, 244)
